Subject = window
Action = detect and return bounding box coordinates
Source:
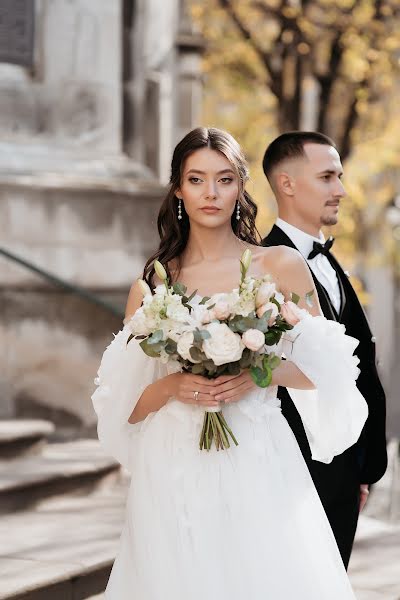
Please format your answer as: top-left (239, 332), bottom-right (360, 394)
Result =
top-left (0, 0), bottom-right (34, 67)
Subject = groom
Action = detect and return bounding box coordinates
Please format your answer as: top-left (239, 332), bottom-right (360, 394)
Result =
top-left (262, 131), bottom-right (387, 567)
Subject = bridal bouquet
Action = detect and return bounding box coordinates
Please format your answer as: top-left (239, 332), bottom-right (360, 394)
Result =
top-left (127, 250), bottom-right (311, 451)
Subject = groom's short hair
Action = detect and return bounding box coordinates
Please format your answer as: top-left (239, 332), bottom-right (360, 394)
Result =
top-left (262, 131), bottom-right (336, 184)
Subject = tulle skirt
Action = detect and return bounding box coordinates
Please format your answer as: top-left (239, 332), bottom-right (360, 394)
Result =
top-left (105, 392), bottom-right (356, 599)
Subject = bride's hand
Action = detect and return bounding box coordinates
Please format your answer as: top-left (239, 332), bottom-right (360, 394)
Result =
top-left (166, 373), bottom-right (221, 408)
top-left (210, 371), bottom-right (257, 404)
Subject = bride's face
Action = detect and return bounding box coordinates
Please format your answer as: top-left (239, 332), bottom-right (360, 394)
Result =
top-left (176, 148), bottom-right (239, 229)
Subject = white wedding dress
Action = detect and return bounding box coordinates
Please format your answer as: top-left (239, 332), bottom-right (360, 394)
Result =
top-left (92, 305), bottom-right (368, 599)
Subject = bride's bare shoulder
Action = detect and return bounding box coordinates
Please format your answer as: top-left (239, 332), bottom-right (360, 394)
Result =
top-left (255, 245), bottom-right (305, 270)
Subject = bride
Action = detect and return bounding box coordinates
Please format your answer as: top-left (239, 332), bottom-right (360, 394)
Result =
top-left (92, 127), bottom-right (367, 599)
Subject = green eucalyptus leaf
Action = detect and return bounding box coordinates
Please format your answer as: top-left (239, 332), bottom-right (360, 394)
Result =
top-left (291, 292), bottom-right (300, 305)
top-left (165, 338), bottom-right (177, 354)
top-left (199, 296), bottom-right (211, 305)
top-left (305, 290), bottom-right (315, 307)
top-left (189, 346), bottom-right (203, 362)
top-left (227, 362), bottom-right (241, 375)
top-left (139, 339), bottom-right (161, 358)
top-left (191, 363), bottom-right (205, 375)
top-left (148, 329), bottom-right (164, 344)
top-left (127, 333), bottom-right (134, 345)
top-left (172, 282), bottom-right (187, 296)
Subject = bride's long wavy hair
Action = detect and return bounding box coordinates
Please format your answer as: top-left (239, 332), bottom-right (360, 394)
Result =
top-left (143, 127), bottom-right (261, 289)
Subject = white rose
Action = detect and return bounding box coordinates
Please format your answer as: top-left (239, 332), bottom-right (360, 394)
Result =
top-left (212, 301), bottom-right (231, 320)
top-left (128, 307), bottom-right (151, 335)
top-left (242, 329), bottom-right (265, 352)
top-left (177, 330), bottom-right (200, 363)
top-left (166, 295), bottom-right (190, 322)
top-left (202, 322), bottom-right (244, 366)
top-left (255, 282), bottom-right (276, 308)
top-left (191, 304), bottom-right (212, 326)
top-left (274, 291), bottom-right (285, 305)
top-left (256, 302), bottom-right (279, 325)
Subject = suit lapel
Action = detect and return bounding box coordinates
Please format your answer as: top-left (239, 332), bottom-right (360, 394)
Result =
top-left (262, 225), bottom-right (338, 322)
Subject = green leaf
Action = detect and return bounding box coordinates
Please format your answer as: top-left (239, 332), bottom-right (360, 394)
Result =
top-left (264, 330), bottom-right (280, 345)
top-left (148, 329), bottom-right (164, 344)
top-left (305, 290), bottom-right (314, 307)
top-left (271, 296), bottom-right (281, 309)
top-left (165, 338), bottom-right (177, 354)
top-left (268, 354), bottom-right (281, 370)
top-left (186, 289), bottom-right (198, 303)
top-left (139, 338), bottom-right (162, 358)
top-left (127, 333), bottom-right (134, 345)
top-left (172, 282), bottom-right (187, 296)
top-left (199, 296), bottom-right (211, 305)
top-left (291, 292), bottom-right (300, 305)
top-left (227, 362), bottom-right (241, 375)
top-left (189, 346), bottom-right (203, 362)
top-left (250, 364), bottom-right (272, 388)
top-left (191, 363), bottom-right (206, 375)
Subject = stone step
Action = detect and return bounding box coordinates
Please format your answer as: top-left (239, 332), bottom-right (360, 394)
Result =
top-left (0, 481), bottom-right (127, 600)
top-left (0, 439), bottom-right (120, 514)
top-left (0, 420), bottom-right (55, 459)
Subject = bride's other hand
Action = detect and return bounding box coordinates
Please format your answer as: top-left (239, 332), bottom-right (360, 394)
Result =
top-left (166, 372), bottom-right (220, 408)
top-left (211, 372), bottom-right (257, 403)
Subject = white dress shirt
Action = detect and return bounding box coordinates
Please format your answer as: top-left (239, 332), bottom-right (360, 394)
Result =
top-left (276, 218), bottom-right (341, 314)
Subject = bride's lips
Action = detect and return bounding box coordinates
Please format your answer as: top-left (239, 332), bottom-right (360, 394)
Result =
top-left (200, 206), bottom-right (221, 214)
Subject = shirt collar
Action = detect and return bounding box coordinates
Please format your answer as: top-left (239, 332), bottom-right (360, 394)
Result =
top-left (275, 218), bottom-right (325, 259)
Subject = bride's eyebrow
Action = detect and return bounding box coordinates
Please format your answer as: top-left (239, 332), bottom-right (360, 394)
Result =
top-left (185, 169), bottom-right (236, 176)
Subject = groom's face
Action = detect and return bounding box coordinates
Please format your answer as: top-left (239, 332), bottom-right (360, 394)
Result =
top-left (292, 143), bottom-right (346, 229)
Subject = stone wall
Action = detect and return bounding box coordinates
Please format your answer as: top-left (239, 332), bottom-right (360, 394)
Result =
top-left (0, 0), bottom-right (203, 431)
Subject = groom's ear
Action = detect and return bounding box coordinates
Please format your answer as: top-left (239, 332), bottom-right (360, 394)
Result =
top-left (276, 172), bottom-right (295, 197)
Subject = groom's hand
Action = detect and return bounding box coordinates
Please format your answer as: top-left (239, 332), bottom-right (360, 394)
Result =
top-left (359, 484), bottom-right (369, 512)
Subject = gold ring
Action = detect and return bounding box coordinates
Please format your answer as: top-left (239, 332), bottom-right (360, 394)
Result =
top-left (193, 391), bottom-right (199, 402)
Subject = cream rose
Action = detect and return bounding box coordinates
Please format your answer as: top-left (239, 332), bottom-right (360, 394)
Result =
top-left (280, 301), bottom-right (307, 326)
top-left (177, 330), bottom-right (200, 363)
top-left (212, 300), bottom-right (231, 320)
top-left (242, 329), bottom-right (265, 352)
top-left (191, 304), bottom-right (212, 326)
top-left (256, 302), bottom-right (279, 325)
top-left (202, 322), bottom-right (244, 366)
top-left (255, 282), bottom-right (276, 308)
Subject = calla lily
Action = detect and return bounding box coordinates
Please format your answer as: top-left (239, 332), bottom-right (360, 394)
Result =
top-left (241, 248), bottom-right (252, 273)
top-left (154, 260), bottom-right (168, 282)
top-left (138, 279), bottom-right (152, 297)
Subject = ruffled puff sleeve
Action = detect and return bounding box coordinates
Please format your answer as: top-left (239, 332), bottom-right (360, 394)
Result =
top-left (91, 325), bottom-right (163, 472)
top-left (281, 314), bottom-right (368, 464)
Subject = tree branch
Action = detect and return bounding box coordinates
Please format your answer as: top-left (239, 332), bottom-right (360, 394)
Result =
top-left (216, 0), bottom-right (279, 96)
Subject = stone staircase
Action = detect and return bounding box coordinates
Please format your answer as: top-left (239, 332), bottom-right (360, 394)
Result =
top-left (0, 420), bottom-right (127, 600)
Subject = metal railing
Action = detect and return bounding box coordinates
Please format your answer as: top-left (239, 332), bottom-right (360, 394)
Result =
top-left (0, 247), bottom-right (125, 319)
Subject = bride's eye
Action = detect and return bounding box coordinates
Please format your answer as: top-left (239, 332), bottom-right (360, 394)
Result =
top-left (189, 177), bottom-right (202, 184)
top-left (220, 177), bottom-right (233, 184)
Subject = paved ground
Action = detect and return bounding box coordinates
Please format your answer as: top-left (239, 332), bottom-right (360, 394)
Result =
top-left (349, 516), bottom-right (400, 599)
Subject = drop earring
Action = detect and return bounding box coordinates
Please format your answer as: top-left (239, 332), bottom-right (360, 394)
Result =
top-left (178, 198), bottom-right (182, 220)
top-left (236, 200), bottom-right (240, 221)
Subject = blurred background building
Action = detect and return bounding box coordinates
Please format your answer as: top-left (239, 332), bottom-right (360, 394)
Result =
top-left (0, 0), bottom-right (203, 431)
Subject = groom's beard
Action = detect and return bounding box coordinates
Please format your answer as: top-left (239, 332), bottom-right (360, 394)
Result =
top-left (321, 215), bottom-right (338, 227)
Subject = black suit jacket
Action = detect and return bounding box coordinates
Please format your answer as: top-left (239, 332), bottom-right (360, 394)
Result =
top-left (263, 225), bottom-right (387, 484)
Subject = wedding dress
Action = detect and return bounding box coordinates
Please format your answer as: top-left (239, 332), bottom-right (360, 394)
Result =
top-left (92, 297), bottom-right (367, 599)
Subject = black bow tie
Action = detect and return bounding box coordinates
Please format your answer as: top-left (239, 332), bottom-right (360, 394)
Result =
top-left (308, 236), bottom-right (335, 260)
